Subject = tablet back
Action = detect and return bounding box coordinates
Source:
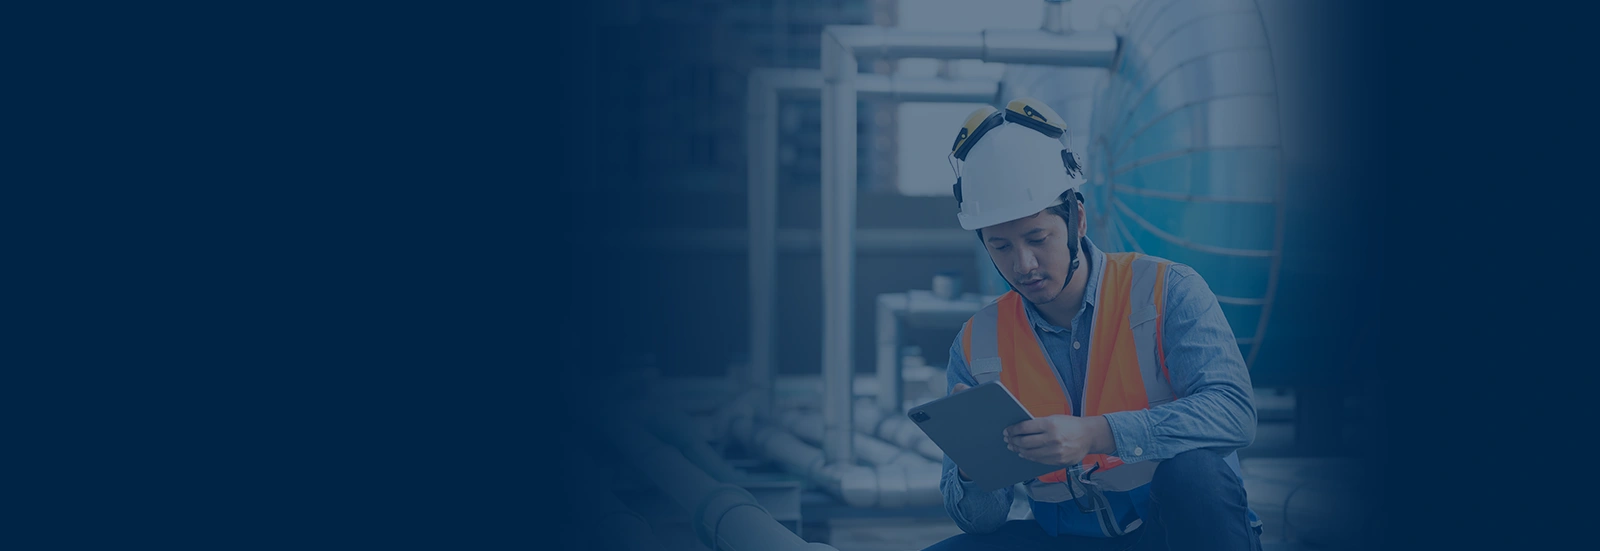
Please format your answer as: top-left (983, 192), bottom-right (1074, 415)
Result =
top-left (907, 382), bottom-right (1062, 492)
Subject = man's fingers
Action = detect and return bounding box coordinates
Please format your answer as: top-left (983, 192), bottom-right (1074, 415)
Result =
top-left (950, 383), bottom-right (970, 395)
top-left (1008, 433), bottom-right (1054, 450)
top-left (1003, 419), bottom-right (1047, 438)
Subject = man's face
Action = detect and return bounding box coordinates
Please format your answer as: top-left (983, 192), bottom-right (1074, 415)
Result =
top-left (981, 203), bottom-right (1081, 305)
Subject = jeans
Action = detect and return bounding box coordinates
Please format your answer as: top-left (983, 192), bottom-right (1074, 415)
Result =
top-left (924, 450), bottom-right (1262, 551)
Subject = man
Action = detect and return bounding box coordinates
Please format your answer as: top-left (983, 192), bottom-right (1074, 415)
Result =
top-left (923, 99), bottom-right (1262, 551)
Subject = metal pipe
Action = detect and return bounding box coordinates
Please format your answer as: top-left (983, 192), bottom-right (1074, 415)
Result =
top-left (617, 421), bottom-right (835, 551)
top-left (744, 69), bottom-right (996, 420)
top-left (854, 400), bottom-right (943, 461)
top-left (779, 409), bottom-right (926, 469)
top-left (641, 398), bottom-right (745, 483)
top-left (1043, 0), bottom-right (1067, 34)
top-left (875, 294), bottom-right (903, 413)
top-left (821, 25), bottom-right (1118, 66)
top-left (982, 28), bottom-right (1117, 67)
top-left (820, 29), bottom-right (858, 467)
top-left (746, 71), bottom-right (779, 421)
top-left (730, 414), bottom-right (941, 508)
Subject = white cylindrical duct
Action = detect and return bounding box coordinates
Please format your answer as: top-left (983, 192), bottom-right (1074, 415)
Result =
top-left (1043, 1), bottom-right (1064, 33)
top-left (617, 422), bottom-right (835, 551)
top-left (778, 409), bottom-right (936, 470)
top-left (746, 72), bottom-right (779, 421)
top-left (875, 295), bottom-right (901, 413)
top-left (854, 400), bottom-right (943, 461)
top-left (982, 28), bottom-right (1116, 67)
top-left (820, 31), bottom-right (859, 467)
top-left (857, 75), bottom-right (1000, 103)
top-left (731, 414), bottom-right (943, 508)
top-left (746, 69), bottom-right (997, 425)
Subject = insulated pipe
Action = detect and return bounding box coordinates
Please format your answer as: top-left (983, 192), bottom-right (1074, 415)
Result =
top-left (818, 24), bottom-right (1117, 466)
top-left (854, 399), bottom-right (943, 461)
top-left (875, 294), bottom-right (903, 414)
top-left (820, 30), bottom-right (859, 468)
top-left (729, 414), bottom-right (942, 508)
top-left (640, 398), bottom-right (745, 483)
top-left (778, 409), bottom-right (931, 469)
top-left (745, 72), bottom-right (779, 421)
top-left (819, 26), bottom-right (1117, 67)
top-left (617, 422), bottom-right (836, 551)
top-left (746, 69), bottom-right (998, 420)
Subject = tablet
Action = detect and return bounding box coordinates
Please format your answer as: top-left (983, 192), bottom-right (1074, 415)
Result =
top-left (907, 382), bottom-right (1061, 492)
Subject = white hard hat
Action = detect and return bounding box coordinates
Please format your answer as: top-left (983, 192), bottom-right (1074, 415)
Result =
top-left (950, 99), bottom-right (1085, 231)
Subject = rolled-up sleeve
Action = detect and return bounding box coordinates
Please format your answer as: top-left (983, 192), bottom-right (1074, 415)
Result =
top-left (939, 331), bottom-right (1014, 534)
top-left (1101, 265), bottom-right (1258, 463)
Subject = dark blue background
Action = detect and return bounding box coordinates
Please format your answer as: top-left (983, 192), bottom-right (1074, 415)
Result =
top-left (4, 1), bottom-right (1588, 548)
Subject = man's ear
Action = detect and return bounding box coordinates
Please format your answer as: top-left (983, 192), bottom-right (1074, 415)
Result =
top-left (1076, 201), bottom-right (1087, 235)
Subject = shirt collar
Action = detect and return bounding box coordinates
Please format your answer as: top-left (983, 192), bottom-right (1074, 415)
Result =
top-left (1020, 237), bottom-right (1106, 333)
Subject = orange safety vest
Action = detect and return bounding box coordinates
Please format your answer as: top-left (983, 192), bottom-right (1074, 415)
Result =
top-left (959, 251), bottom-right (1255, 537)
top-left (962, 252), bottom-right (1173, 483)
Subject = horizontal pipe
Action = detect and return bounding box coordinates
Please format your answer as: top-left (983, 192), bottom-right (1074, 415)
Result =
top-left (826, 26), bottom-right (986, 60)
top-left (617, 421), bottom-right (833, 551)
top-left (778, 409), bottom-right (934, 469)
top-left (751, 69), bottom-right (999, 103)
top-left (730, 414), bottom-right (941, 508)
top-left (647, 228), bottom-right (977, 253)
top-left (641, 400), bottom-right (746, 483)
top-left (981, 28), bottom-right (1118, 67)
top-left (854, 400), bottom-right (943, 462)
top-left (822, 25), bottom-right (1118, 68)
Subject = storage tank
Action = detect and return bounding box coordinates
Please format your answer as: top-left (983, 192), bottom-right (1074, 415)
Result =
top-left (1002, 0), bottom-right (1284, 368)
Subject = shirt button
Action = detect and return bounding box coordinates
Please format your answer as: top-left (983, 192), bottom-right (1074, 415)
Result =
top-left (1134, 447), bottom-right (1143, 456)
top-left (1072, 341), bottom-right (1081, 350)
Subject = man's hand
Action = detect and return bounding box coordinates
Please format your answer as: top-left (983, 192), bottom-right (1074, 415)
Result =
top-left (1003, 414), bottom-right (1115, 466)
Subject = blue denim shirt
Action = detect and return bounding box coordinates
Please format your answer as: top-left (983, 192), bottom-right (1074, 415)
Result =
top-left (940, 238), bottom-right (1258, 534)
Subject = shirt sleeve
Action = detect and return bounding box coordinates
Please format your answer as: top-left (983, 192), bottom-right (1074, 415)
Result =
top-left (938, 328), bottom-right (1015, 534)
top-left (1100, 264), bottom-right (1258, 463)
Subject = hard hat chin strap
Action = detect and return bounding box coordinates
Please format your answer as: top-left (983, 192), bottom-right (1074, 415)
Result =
top-left (1058, 195), bottom-right (1082, 296)
top-left (990, 197), bottom-right (1083, 299)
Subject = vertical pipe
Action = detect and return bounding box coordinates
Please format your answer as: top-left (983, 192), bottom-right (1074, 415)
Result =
top-left (746, 73), bottom-right (778, 419)
top-left (875, 295), bottom-right (901, 412)
top-left (820, 31), bottom-right (857, 465)
top-left (1042, 0), bottom-right (1065, 34)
